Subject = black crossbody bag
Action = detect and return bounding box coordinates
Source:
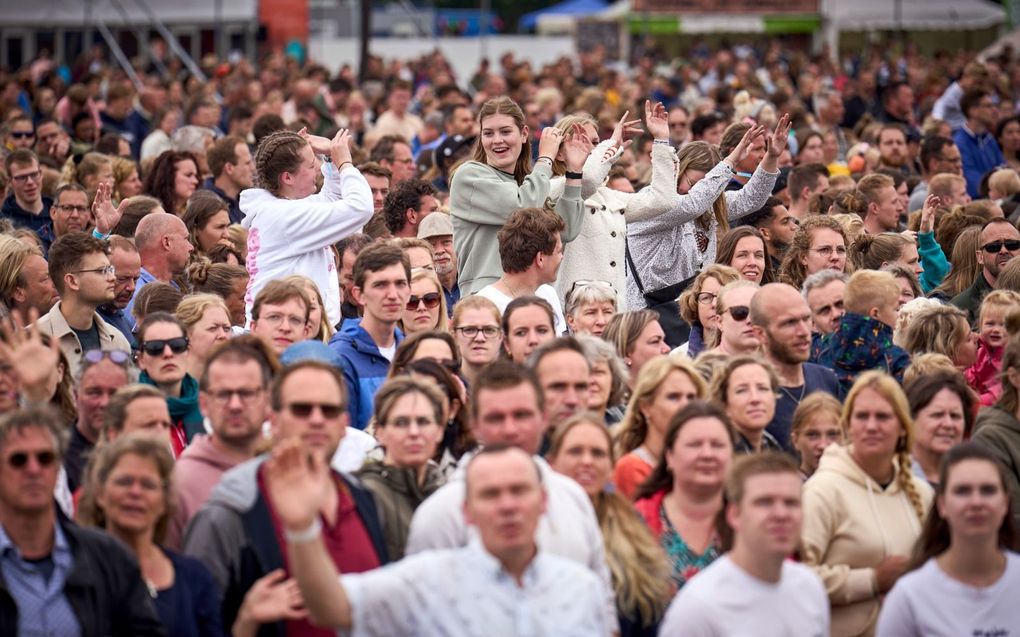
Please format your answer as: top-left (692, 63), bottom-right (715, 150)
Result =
top-left (625, 239), bottom-right (695, 347)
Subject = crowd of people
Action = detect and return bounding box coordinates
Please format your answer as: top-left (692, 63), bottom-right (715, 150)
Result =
top-left (1, 36), bottom-right (1020, 636)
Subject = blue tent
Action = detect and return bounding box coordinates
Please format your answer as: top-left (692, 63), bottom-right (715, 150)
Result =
top-left (519, 0), bottom-right (610, 32)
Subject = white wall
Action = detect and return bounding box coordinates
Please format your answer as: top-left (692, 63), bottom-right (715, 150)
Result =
top-left (308, 36), bottom-right (576, 87)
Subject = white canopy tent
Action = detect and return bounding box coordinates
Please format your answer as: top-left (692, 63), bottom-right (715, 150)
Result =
top-left (821, 0), bottom-right (1006, 53)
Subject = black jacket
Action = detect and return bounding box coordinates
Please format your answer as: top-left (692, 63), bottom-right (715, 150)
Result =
top-left (0, 515), bottom-right (165, 637)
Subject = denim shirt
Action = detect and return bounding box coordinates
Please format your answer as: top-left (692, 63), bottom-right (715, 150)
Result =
top-left (0, 522), bottom-right (81, 637)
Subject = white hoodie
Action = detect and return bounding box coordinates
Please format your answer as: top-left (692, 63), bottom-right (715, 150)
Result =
top-left (240, 162), bottom-right (372, 326)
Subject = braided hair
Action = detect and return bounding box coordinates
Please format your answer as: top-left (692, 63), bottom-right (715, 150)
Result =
top-left (255, 130), bottom-right (308, 197)
top-left (844, 371), bottom-right (927, 522)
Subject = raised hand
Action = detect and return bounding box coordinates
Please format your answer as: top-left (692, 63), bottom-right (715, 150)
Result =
top-left (0, 310), bottom-right (60, 403)
top-left (644, 100), bottom-right (670, 141)
top-left (724, 123), bottom-right (766, 168)
top-left (920, 193), bottom-right (941, 234)
top-left (563, 124), bottom-right (593, 173)
top-left (329, 128), bottom-right (354, 167)
top-left (765, 113), bottom-right (793, 160)
top-left (610, 109), bottom-right (643, 151)
top-left (91, 181), bottom-right (129, 235)
top-left (298, 127), bottom-right (333, 155)
top-left (263, 438), bottom-right (331, 532)
top-left (537, 126), bottom-right (565, 160)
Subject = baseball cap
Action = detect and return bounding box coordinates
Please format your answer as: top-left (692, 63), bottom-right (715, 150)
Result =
top-left (279, 340), bottom-right (343, 368)
top-left (418, 211), bottom-right (453, 240)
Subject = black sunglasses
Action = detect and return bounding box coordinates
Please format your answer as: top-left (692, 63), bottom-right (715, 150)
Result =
top-left (406, 293), bottom-right (441, 311)
top-left (285, 402), bottom-right (344, 419)
top-left (140, 337), bottom-right (189, 357)
top-left (7, 450), bottom-right (57, 469)
top-left (726, 305), bottom-right (751, 321)
top-left (981, 240), bottom-right (1020, 254)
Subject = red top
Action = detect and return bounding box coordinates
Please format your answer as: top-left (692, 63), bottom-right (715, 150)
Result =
top-left (613, 452), bottom-right (653, 500)
top-left (258, 465), bottom-right (381, 637)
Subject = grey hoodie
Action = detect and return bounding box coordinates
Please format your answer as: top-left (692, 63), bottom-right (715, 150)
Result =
top-left (973, 406), bottom-right (1020, 529)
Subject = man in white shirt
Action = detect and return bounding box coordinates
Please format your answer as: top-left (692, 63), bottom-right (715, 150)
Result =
top-left (263, 441), bottom-right (610, 637)
top-left (475, 207), bottom-right (566, 334)
top-left (406, 360), bottom-right (617, 632)
top-left (661, 453), bottom-right (830, 636)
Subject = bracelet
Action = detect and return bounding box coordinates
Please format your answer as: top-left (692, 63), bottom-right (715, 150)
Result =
top-left (283, 518), bottom-right (322, 544)
top-left (565, 170), bottom-right (583, 180)
top-left (337, 161), bottom-right (353, 171)
top-left (537, 156), bottom-right (554, 165)
top-left (92, 228), bottom-right (110, 240)
top-left (653, 139), bottom-right (671, 146)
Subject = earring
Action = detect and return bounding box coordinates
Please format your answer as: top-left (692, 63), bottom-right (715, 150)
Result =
top-left (625, 358), bottom-right (632, 367)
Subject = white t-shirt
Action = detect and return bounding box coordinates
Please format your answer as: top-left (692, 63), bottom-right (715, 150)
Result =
top-left (876, 552), bottom-right (1020, 637)
top-left (474, 284), bottom-right (566, 335)
top-left (377, 343), bottom-right (396, 362)
top-left (661, 555), bottom-right (829, 637)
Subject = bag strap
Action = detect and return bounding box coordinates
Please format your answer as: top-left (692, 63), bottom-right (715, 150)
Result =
top-left (625, 236), bottom-right (646, 294)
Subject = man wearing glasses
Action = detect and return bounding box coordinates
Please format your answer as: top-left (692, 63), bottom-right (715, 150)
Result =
top-left (35, 232), bottom-right (131, 378)
top-left (1, 149), bottom-right (53, 243)
top-left (167, 339), bottom-right (274, 549)
top-left (2, 116), bottom-right (34, 151)
top-left (0, 406), bottom-right (164, 636)
top-left (250, 280), bottom-right (311, 355)
top-left (952, 218), bottom-right (1020, 324)
top-left (49, 185), bottom-right (92, 244)
top-left (184, 360), bottom-right (386, 637)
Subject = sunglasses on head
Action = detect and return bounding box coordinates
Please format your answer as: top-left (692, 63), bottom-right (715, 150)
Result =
top-left (7, 450), bottom-right (57, 469)
top-left (140, 337), bottom-right (189, 357)
top-left (982, 240), bottom-right (1020, 254)
top-left (726, 305), bottom-right (751, 321)
top-left (83, 350), bottom-right (131, 365)
top-left (406, 293), bottom-right (441, 311)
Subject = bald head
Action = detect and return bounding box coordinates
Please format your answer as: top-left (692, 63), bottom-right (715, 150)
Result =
top-left (135, 213), bottom-right (186, 252)
top-left (751, 283), bottom-right (814, 364)
top-left (750, 283), bottom-right (806, 327)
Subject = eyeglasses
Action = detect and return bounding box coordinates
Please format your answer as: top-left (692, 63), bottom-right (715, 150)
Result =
top-left (981, 240), bottom-right (1020, 254)
top-left (406, 293), bottom-right (441, 311)
top-left (382, 416), bottom-right (439, 430)
top-left (810, 245), bottom-right (847, 257)
top-left (207, 387), bottom-right (264, 404)
top-left (83, 350), bottom-right (131, 366)
top-left (455, 325), bottom-right (500, 339)
top-left (140, 337), bottom-right (189, 357)
top-left (696, 292), bottom-right (717, 305)
top-left (725, 305), bottom-right (751, 321)
top-left (258, 313), bottom-right (307, 330)
top-left (10, 170), bottom-right (41, 184)
top-left (110, 474), bottom-right (162, 491)
top-left (6, 450), bottom-right (57, 469)
top-left (9, 131), bottom-right (34, 139)
top-left (55, 204), bottom-right (89, 214)
top-left (74, 265), bottom-right (115, 277)
top-left (285, 401), bottom-right (344, 419)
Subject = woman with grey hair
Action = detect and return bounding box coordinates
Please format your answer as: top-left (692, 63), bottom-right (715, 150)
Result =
top-left (565, 281), bottom-right (618, 338)
top-left (575, 333), bottom-right (629, 424)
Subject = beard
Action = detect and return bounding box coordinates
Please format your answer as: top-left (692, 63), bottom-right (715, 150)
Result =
top-left (768, 334), bottom-right (809, 365)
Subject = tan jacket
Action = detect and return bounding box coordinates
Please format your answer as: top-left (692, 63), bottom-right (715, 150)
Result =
top-left (35, 301), bottom-right (132, 379)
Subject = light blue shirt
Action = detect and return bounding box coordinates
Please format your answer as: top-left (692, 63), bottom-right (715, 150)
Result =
top-left (342, 538), bottom-right (610, 637)
top-left (0, 522), bottom-right (81, 637)
top-left (124, 266), bottom-right (180, 330)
